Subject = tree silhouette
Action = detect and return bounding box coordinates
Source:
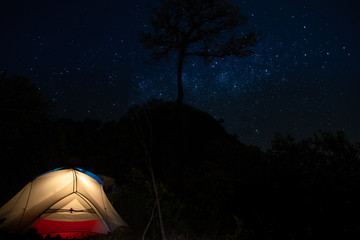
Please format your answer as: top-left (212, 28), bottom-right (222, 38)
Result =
top-left (0, 73), bottom-right (49, 115)
top-left (139, 0), bottom-right (260, 104)
top-left (0, 73), bottom-right (52, 203)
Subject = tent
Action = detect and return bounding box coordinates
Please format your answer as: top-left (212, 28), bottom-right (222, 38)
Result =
top-left (0, 168), bottom-right (127, 239)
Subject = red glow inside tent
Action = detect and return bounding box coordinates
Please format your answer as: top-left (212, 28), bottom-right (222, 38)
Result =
top-left (32, 219), bottom-right (107, 239)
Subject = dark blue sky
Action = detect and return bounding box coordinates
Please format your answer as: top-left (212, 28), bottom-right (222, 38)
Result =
top-left (1, 0), bottom-right (359, 148)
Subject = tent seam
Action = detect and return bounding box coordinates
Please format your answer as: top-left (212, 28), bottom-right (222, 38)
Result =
top-left (72, 169), bottom-right (77, 193)
top-left (100, 186), bottom-right (108, 219)
top-left (22, 192), bottom-right (75, 233)
top-left (76, 192), bottom-right (110, 232)
top-left (17, 182), bottom-right (32, 233)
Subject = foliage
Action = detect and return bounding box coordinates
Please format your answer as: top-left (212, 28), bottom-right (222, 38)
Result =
top-left (225, 216), bottom-right (253, 240)
top-left (1, 83), bottom-right (359, 239)
top-left (139, 0), bottom-right (259, 61)
top-left (0, 74), bottom-right (53, 204)
top-left (139, 0), bottom-right (260, 103)
top-left (260, 131), bottom-right (360, 239)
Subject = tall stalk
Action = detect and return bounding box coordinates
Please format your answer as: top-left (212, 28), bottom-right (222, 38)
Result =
top-left (132, 108), bottom-right (167, 240)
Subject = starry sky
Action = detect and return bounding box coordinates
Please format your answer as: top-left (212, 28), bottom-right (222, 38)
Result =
top-left (1, 0), bottom-right (359, 148)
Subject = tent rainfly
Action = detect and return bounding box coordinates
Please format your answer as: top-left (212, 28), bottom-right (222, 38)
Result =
top-left (0, 168), bottom-right (127, 239)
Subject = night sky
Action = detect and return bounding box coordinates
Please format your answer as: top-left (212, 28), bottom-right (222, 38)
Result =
top-left (1, 0), bottom-right (359, 148)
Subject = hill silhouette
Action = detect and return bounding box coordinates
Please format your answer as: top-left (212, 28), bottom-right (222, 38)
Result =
top-left (1, 76), bottom-right (359, 239)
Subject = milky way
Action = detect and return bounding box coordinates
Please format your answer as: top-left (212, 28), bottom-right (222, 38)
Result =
top-left (1, 0), bottom-right (359, 148)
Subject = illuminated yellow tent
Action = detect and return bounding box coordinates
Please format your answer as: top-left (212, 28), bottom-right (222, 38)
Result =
top-left (0, 168), bottom-right (127, 239)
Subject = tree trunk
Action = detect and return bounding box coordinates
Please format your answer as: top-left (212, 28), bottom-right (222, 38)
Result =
top-left (175, 50), bottom-right (186, 196)
top-left (176, 50), bottom-right (185, 104)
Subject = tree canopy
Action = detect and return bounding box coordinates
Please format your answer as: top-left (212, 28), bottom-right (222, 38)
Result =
top-left (139, 0), bottom-right (260, 103)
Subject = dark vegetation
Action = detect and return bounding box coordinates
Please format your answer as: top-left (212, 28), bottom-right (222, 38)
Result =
top-left (1, 74), bottom-right (360, 240)
top-left (138, 0), bottom-right (260, 104)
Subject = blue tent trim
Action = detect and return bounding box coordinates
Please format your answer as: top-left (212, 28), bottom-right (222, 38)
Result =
top-left (75, 168), bottom-right (103, 185)
top-left (33, 167), bottom-right (103, 185)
